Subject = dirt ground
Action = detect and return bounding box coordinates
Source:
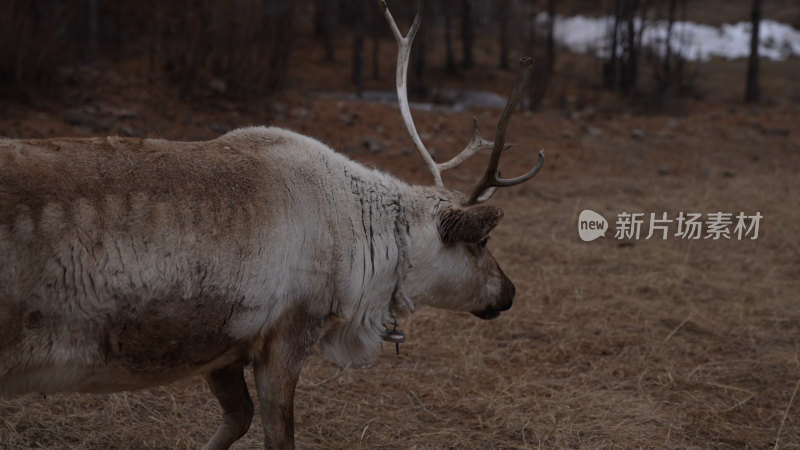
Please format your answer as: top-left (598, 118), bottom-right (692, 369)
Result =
top-left (1, 31), bottom-right (800, 449)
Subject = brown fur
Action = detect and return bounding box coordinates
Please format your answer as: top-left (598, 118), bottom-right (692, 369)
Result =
top-left (0, 137), bottom-right (269, 244)
top-left (0, 296), bottom-right (22, 349)
top-left (438, 205), bottom-right (504, 244)
top-left (103, 290), bottom-right (246, 371)
top-left (203, 362), bottom-right (255, 449)
top-left (254, 306), bottom-right (322, 449)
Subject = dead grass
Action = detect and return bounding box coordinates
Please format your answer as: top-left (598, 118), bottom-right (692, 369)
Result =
top-left (1, 29), bottom-right (799, 449)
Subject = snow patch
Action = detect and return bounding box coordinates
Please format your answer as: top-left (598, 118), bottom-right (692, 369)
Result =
top-left (547, 14), bottom-right (800, 61)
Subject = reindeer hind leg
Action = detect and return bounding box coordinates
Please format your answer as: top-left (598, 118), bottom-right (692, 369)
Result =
top-left (201, 362), bottom-right (254, 450)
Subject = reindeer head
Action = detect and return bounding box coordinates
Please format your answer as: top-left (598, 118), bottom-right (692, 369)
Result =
top-left (397, 198), bottom-right (513, 320)
top-left (380, 0), bottom-right (544, 321)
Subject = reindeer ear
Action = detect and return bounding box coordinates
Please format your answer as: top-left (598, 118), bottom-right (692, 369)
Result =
top-left (438, 205), bottom-right (504, 244)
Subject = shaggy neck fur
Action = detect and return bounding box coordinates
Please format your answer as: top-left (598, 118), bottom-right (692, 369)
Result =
top-left (223, 127), bottom-right (449, 368)
top-left (319, 169), bottom-right (432, 367)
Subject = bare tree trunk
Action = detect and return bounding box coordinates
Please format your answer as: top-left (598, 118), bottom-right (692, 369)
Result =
top-left (603, 0), bottom-right (622, 89)
top-left (87, 0), bottom-right (98, 65)
top-left (410, 7), bottom-right (429, 97)
top-left (52, 0), bottom-right (66, 67)
top-left (745, 0), bottom-right (761, 103)
top-left (370, 4), bottom-right (380, 80)
top-left (545, 0), bottom-right (555, 74)
top-left (352, 0), bottom-right (364, 97)
top-left (661, 0), bottom-right (677, 88)
top-left (530, 0), bottom-right (554, 109)
top-left (444, 0), bottom-right (456, 75)
top-left (636, 0), bottom-right (649, 57)
top-left (527, 4), bottom-right (538, 110)
top-left (313, 0), bottom-right (335, 61)
top-left (619, 0), bottom-right (640, 94)
top-left (371, 29), bottom-right (380, 80)
top-left (113, 1), bottom-right (123, 61)
top-left (151, 2), bottom-right (163, 71)
top-left (266, 0), bottom-right (295, 91)
top-left (461, 0), bottom-right (473, 69)
top-left (498, 0), bottom-right (510, 70)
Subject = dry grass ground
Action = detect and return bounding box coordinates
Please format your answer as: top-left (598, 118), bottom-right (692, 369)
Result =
top-left (1, 29), bottom-right (799, 449)
top-left (1, 94), bottom-right (798, 448)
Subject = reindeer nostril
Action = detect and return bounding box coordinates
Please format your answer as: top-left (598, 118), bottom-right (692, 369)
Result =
top-left (503, 279), bottom-right (515, 302)
top-left (501, 280), bottom-right (515, 311)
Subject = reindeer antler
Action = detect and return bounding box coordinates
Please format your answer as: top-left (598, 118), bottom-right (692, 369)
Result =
top-left (380, 0), bottom-right (495, 187)
top-left (380, 0), bottom-right (544, 201)
top-left (465, 58), bottom-right (545, 205)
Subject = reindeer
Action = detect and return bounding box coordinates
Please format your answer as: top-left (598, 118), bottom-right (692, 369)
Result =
top-left (0, 0), bottom-right (543, 448)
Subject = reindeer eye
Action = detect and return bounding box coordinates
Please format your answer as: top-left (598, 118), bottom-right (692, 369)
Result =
top-left (478, 236), bottom-right (490, 249)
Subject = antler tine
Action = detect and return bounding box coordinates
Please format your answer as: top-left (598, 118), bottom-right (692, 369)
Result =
top-left (465, 57), bottom-right (544, 205)
top-left (437, 117), bottom-right (495, 171)
top-left (380, 0), bottom-right (444, 186)
top-left (382, 2), bottom-right (541, 194)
